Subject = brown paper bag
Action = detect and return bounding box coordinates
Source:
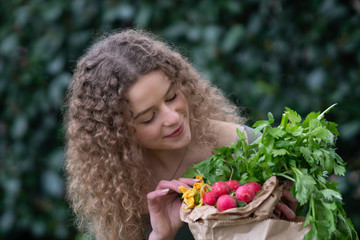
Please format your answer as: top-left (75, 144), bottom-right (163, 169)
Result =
top-left (180, 176), bottom-right (311, 240)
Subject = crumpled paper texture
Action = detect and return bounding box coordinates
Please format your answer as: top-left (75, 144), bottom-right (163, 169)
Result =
top-left (180, 176), bottom-right (311, 240)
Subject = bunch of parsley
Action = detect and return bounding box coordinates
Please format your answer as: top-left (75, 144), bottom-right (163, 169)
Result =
top-left (184, 104), bottom-right (358, 240)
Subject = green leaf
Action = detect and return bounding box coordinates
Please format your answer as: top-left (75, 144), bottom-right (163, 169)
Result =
top-left (333, 164), bottom-right (346, 176)
top-left (275, 140), bottom-right (292, 148)
top-left (335, 211), bottom-right (359, 239)
top-left (267, 112), bottom-right (274, 124)
top-left (267, 128), bottom-right (285, 138)
top-left (289, 125), bottom-right (304, 136)
top-left (302, 111), bottom-right (320, 128)
top-left (252, 120), bottom-right (270, 135)
top-left (293, 168), bottom-right (316, 205)
top-left (326, 121), bottom-right (340, 136)
top-left (310, 127), bottom-right (334, 144)
top-left (285, 107), bottom-right (302, 123)
top-left (320, 189), bottom-right (342, 201)
top-left (309, 118), bottom-right (321, 131)
top-left (271, 149), bottom-right (288, 157)
top-left (300, 146), bottom-right (316, 165)
top-left (236, 128), bottom-right (247, 142)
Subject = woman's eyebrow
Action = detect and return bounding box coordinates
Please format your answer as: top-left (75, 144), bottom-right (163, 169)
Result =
top-left (134, 82), bottom-right (174, 120)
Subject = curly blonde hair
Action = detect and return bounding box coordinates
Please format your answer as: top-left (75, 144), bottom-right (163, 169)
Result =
top-left (64, 29), bottom-right (245, 240)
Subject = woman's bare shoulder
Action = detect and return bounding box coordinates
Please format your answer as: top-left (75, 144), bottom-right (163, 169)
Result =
top-left (208, 119), bottom-right (248, 148)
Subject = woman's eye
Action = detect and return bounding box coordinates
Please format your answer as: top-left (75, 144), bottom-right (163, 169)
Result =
top-left (142, 113), bottom-right (155, 124)
top-left (166, 93), bottom-right (177, 102)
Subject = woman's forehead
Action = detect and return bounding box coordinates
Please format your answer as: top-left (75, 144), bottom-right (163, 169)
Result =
top-left (126, 70), bottom-right (172, 112)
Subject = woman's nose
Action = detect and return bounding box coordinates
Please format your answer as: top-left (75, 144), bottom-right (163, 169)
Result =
top-left (162, 105), bottom-right (179, 126)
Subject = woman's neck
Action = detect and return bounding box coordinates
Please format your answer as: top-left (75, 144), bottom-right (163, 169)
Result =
top-left (144, 146), bottom-right (189, 173)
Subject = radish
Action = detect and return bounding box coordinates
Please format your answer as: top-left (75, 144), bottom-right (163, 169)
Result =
top-left (203, 191), bottom-right (218, 206)
top-left (235, 185), bottom-right (255, 203)
top-left (216, 194), bottom-right (237, 212)
top-left (243, 182), bottom-right (262, 194)
top-left (225, 180), bottom-right (241, 191)
top-left (211, 182), bottom-right (230, 197)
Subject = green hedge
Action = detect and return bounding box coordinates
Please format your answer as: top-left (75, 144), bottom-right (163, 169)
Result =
top-left (1, 0), bottom-right (359, 239)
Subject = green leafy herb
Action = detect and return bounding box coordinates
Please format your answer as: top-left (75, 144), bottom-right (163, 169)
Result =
top-left (184, 104), bottom-right (358, 240)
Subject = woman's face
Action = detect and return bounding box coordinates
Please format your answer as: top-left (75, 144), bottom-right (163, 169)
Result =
top-left (127, 70), bottom-right (191, 150)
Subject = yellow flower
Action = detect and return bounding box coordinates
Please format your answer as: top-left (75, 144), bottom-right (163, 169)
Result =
top-left (196, 175), bottom-right (203, 181)
top-left (183, 188), bottom-right (197, 198)
top-left (195, 183), bottom-right (211, 208)
top-left (193, 182), bottom-right (203, 191)
top-left (183, 197), bottom-right (195, 210)
top-left (180, 187), bottom-right (196, 209)
top-left (180, 176), bottom-right (211, 210)
top-left (179, 186), bottom-right (188, 194)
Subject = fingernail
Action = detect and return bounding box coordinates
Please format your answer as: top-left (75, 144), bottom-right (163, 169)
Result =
top-left (194, 179), bottom-right (201, 182)
top-left (161, 189), bottom-right (169, 194)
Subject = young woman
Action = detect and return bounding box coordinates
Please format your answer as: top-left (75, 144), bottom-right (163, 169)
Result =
top-left (64, 29), bottom-right (297, 240)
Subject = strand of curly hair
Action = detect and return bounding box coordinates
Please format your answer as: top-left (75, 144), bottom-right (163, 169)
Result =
top-left (64, 29), bottom-right (246, 240)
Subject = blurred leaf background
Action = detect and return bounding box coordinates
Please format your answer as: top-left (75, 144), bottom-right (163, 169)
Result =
top-left (1, 0), bottom-right (359, 239)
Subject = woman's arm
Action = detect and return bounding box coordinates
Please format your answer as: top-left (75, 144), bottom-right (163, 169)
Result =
top-left (209, 120), bottom-right (247, 147)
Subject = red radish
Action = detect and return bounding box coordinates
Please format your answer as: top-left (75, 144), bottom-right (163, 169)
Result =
top-left (203, 191), bottom-right (218, 206)
top-left (212, 182), bottom-right (230, 197)
top-left (235, 185), bottom-right (255, 203)
top-left (225, 180), bottom-right (241, 191)
top-left (216, 194), bottom-right (237, 212)
top-left (243, 182), bottom-right (262, 194)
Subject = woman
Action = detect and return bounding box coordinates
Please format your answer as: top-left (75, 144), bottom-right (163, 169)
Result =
top-left (64, 29), bottom-right (297, 240)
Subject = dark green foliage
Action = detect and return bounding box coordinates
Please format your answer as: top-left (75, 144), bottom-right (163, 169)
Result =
top-left (1, 0), bottom-right (359, 239)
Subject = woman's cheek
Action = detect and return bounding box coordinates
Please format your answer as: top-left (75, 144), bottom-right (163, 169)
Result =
top-left (135, 125), bottom-right (160, 147)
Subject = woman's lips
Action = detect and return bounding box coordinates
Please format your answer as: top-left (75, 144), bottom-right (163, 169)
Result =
top-left (165, 122), bottom-right (184, 138)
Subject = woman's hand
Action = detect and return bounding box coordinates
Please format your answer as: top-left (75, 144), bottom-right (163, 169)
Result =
top-left (147, 178), bottom-right (198, 240)
top-left (273, 181), bottom-right (298, 221)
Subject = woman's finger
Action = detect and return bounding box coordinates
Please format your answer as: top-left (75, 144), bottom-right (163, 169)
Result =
top-left (155, 179), bottom-right (191, 193)
top-left (177, 177), bottom-right (201, 186)
top-left (275, 202), bottom-right (296, 220)
top-left (171, 179), bottom-right (191, 189)
top-left (147, 189), bottom-right (170, 202)
top-left (154, 178), bottom-right (200, 192)
top-left (282, 189), bottom-right (298, 212)
top-left (155, 180), bottom-right (180, 192)
top-left (272, 208), bottom-right (281, 219)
